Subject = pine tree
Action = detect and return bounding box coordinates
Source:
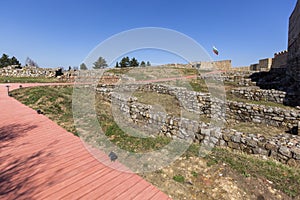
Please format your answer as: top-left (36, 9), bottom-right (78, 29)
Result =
top-left (130, 57), bottom-right (139, 67)
top-left (120, 56), bottom-right (130, 68)
top-left (0, 54), bottom-right (21, 68)
top-left (140, 61), bottom-right (146, 67)
top-left (146, 61), bottom-right (151, 66)
top-left (0, 54), bottom-right (10, 68)
top-left (80, 63), bottom-right (88, 70)
top-left (93, 56), bottom-right (108, 69)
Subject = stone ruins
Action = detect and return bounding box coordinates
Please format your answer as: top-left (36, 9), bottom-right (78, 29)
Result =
top-left (95, 82), bottom-right (300, 166)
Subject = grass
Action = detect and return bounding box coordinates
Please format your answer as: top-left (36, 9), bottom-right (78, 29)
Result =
top-left (173, 174), bottom-right (185, 183)
top-left (191, 171), bottom-right (198, 177)
top-left (226, 91), bottom-right (294, 110)
top-left (206, 148), bottom-right (300, 197)
top-left (94, 95), bottom-right (172, 153)
top-left (229, 122), bottom-right (286, 137)
top-left (175, 67), bottom-right (198, 76)
top-left (133, 91), bottom-right (181, 117)
top-left (10, 86), bottom-right (76, 135)
top-left (106, 67), bottom-right (132, 75)
top-left (0, 76), bottom-right (61, 83)
top-left (102, 121), bottom-right (171, 153)
top-left (189, 78), bottom-right (209, 93)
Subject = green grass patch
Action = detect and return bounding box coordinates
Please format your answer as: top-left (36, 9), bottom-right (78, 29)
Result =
top-left (0, 76), bottom-right (61, 83)
top-left (133, 91), bottom-right (181, 117)
top-left (173, 174), bottom-right (185, 183)
top-left (106, 67), bottom-right (132, 75)
top-left (11, 86), bottom-right (77, 135)
top-left (189, 78), bottom-right (208, 93)
top-left (191, 171), bottom-right (198, 177)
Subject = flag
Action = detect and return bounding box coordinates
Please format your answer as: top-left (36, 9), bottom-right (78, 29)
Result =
top-left (213, 46), bottom-right (219, 55)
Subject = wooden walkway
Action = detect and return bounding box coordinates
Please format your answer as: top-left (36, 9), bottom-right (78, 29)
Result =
top-left (0, 83), bottom-right (171, 200)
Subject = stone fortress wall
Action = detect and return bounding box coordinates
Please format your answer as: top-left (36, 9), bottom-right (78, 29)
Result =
top-left (96, 83), bottom-right (300, 166)
top-left (288, 0), bottom-right (300, 82)
top-left (272, 50), bottom-right (288, 69)
top-left (191, 60), bottom-right (232, 71)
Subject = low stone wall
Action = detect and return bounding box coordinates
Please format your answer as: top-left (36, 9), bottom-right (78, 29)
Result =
top-left (231, 87), bottom-right (286, 104)
top-left (201, 71), bottom-right (255, 86)
top-left (97, 83), bottom-right (300, 129)
top-left (0, 66), bottom-right (57, 77)
top-left (226, 101), bottom-right (299, 128)
top-left (97, 87), bottom-right (300, 166)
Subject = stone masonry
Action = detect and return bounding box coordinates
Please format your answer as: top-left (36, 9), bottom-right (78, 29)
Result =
top-left (96, 83), bottom-right (300, 166)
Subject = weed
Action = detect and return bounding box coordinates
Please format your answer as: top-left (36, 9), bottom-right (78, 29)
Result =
top-left (173, 175), bottom-right (185, 183)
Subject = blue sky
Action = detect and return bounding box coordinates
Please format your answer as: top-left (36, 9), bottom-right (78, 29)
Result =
top-left (0, 0), bottom-right (297, 68)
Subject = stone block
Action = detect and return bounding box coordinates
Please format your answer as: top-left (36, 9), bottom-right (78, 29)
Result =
top-left (228, 142), bottom-right (240, 150)
top-left (265, 142), bottom-right (278, 151)
top-left (278, 146), bottom-right (292, 158)
top-left (246, 138), bottom-right (257, 148)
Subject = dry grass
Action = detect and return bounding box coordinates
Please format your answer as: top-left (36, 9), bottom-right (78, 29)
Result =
top-left (227, 121), bottom-right (286, 137)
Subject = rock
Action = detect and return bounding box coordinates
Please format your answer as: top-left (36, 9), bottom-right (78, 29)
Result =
top-left (278, 146), bottom-right (292, 158)
top-left (210, 137), bottom-right (219, 145)
top-left (287, 159), bottom-right (300, 167)
top-left (223, 134), bottom-right (231, 142)
top-left (252, 147), bottom-right (268, 155)
top-left (201, 129), bottom-right (211, 136)
top-left (228, 142), bottom-right (240, 149)
top-left (272, 117), bottom-right (284, 122)
top-left (246, 138), bottom-right (257, 148)
top-left (231, 134), bottom-right (241, 143)
top-left (291, 147), bottom-right (300, 160)
top-left (265, 142), bottom-right (278, 151)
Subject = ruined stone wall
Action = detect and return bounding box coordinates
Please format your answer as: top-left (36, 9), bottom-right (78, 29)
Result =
top-left (230, 87), bottom-right (286, 104)
top-left (97, 83), bottom-right (300, 129)
top-left (0, 66), bottom-right (57, 77)
top-left (288, 0), bottom-right (300, 82)
top-left (96, 84), bottom-right (300, 166)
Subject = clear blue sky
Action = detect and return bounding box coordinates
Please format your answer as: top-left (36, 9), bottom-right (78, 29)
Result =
top-left (0, 0), bottom-right (297, 68)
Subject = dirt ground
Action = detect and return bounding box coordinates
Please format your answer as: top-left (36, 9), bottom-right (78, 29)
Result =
top-left (140, 156), bottom-right (296, 200)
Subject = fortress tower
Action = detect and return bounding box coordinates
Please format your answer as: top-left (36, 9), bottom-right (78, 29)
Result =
top-left (286, 0), bottom-right (300, 106)
top-left (288, 0), bottom-right (300, 81)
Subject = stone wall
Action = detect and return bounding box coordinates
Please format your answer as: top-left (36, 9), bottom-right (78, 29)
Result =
top-left (250, 58), bottom-right (273, 72)
top-left (288, 0), bottom-right (300, 81)
top-left (0, 66), bottom-right (57, 77)
top-left (96, 84), bottom-right (300, 166)
top-left (259, 58), bottom-right (273, 71)
top-left (201, 71), bottom-right (255, 86)
top-left (286, 0), bottom-right (300, 106)
top-left (250, 63), bottom-right (259, 71)
top-left (230, 87), bottom-right (286, 104)
top-left (272, 50), bottom-right (288, 69)
top-left (97, 83), bottom-right (300, 129)
top-left (230, 66), bottom-right (250, 71)
top-left (192, 60), bottom-right (232, 71)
